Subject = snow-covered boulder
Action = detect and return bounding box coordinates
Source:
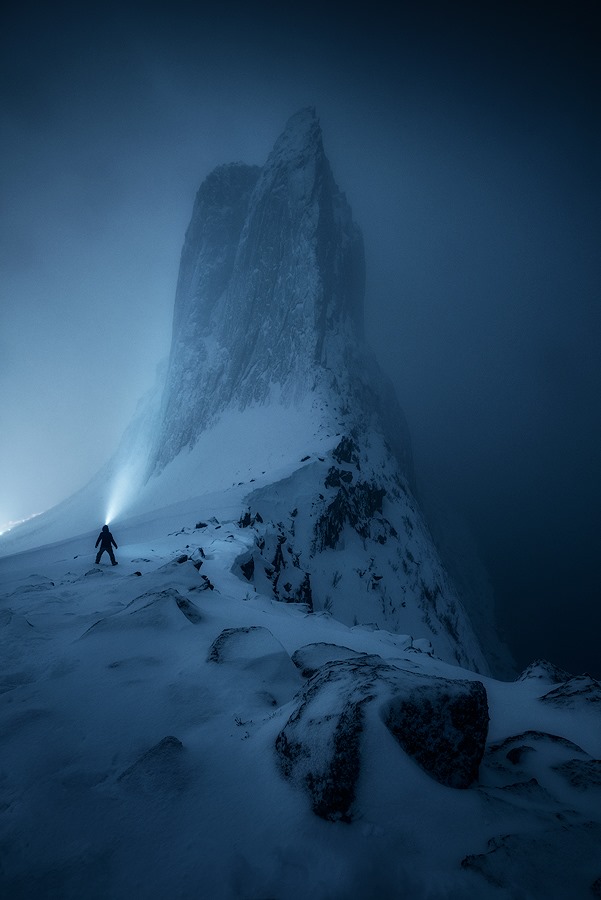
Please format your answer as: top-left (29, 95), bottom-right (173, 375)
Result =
top-left (275, 656), bottom-right (489, 821)
top-left (291, 642), bottom-right (370, 678)
top-left (461, 823), bottom-right (601, 899)
top-left (539, 674), bottom-right (601, 707)
top-left (207, 625), bottom-right (302, 706)
top-left (80, 588), bottom-right (203, 636)
top-left (516, 658), bottom-right (573, 683)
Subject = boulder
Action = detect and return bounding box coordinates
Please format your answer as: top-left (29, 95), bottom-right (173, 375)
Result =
top-left (381, 675), bottom-right (489, 789)
top-left (291, 642), bottom-right (370, 678)
top-left (275, 657), bottom-right (489, 821)
top-left (539, 674), bottom-right (601, 707)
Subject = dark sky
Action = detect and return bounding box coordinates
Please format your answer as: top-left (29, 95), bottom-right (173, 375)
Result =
top-left (1, 1), bottom-right (599, 677)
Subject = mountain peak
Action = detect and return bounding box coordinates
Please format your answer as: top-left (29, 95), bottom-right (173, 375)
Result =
top-left (268, 106), bottom-right (322, 163)
top-left (0, 111), bottom-right (512, 678)
top-left (149, 108), bottom-right (366, 473)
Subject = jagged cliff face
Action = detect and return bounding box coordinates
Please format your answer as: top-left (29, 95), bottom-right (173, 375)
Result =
top-left (152, 108), bottom-right (367, 475)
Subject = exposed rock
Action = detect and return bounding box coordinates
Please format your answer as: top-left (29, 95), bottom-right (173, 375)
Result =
top-left (238, 553), bottom-right (255, 581)
top-left (233, 524), bottom-right (313, 609)
top-left (332, 436), bottom-right (361, 468)
top-left (312, 480), bottom-right (387, 552)
top-left (539, 674), bottom-right (601, 707)
top-left (381, 676), bottom-right (489, 789)
top-left (275, 660), bottom-right (374, 822)
top-left (553, 759), bottom-right (601, 790)
top-left (324, 466), bottom-right (353, 489)
top-left (275, 657), bottom-right (489, 821)
top-left (516, 659), bottom-right (573, 683)
top-left (238, 509), bottom-right (263, 528)
top-left (173, 594), bottom-right (202, 624)
top-left (291, 642), bottom-right (370, 678)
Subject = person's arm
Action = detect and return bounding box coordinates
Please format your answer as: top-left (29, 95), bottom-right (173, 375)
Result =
top-left (95, 535), bottom-right (100, 547)
top-left (112, 536), bottom-right (118, 548)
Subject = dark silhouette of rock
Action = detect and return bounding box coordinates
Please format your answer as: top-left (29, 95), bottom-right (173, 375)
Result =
top-left (382, 676), bottom-right (489, 789)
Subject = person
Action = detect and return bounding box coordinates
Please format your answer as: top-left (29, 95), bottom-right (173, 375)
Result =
top-left (95, 524), bottom-right (118, 565)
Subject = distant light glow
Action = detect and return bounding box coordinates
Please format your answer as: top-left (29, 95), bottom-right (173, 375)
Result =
top-left (0, 512), bottom-right (43, 536)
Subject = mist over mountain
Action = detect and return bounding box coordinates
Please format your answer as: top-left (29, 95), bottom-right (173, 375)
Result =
top-left (2, 108), bottom-right (512, 676)
top-left (151, 107), bottom-right (407, 477)
top-left (2, 107), bottom-right (600, 899)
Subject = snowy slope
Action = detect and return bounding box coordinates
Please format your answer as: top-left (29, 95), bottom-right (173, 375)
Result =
top-left (1, 490), bottom-right (599, 899)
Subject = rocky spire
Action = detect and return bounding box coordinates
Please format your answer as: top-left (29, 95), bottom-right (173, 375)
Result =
top-left (149, 108), bottom-right (367, 474)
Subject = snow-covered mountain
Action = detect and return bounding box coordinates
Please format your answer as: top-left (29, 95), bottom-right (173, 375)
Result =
top-left (1, 108), bottom-right (506, 676)
top-left (2, 109), bottom-right (599, 898)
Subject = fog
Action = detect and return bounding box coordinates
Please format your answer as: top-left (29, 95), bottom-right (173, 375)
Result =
top-left (2, 2), bottom-right (599, 677)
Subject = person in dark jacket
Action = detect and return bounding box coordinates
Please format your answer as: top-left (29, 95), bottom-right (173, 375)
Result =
top-left (95, 524), bottom-right (118, 565)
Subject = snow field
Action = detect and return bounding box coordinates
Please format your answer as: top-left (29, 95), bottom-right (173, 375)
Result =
top-left (2, 499), bottom-right (600, 898)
